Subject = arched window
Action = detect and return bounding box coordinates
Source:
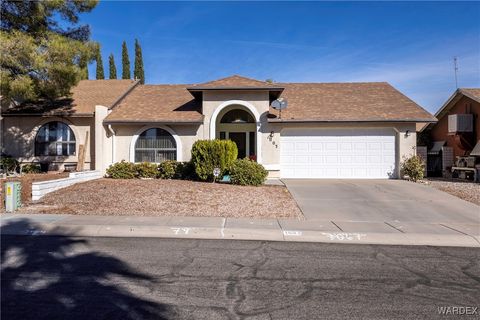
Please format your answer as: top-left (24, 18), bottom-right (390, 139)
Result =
top-left (35, 122), bottom-right (76, 156)
top-left (220, 109), bottom-right (255, 123)
top-left (135, 128), bottom-right (177, 163)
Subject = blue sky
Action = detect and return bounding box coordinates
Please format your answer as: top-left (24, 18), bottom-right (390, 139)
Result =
top-left (82, 1), bottom-right (480, 113)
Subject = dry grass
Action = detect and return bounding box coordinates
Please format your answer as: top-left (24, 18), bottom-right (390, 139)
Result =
top-left (20, 178), bottom-right (304, 219)
top-left (426, 178), bottom-right (480, 206)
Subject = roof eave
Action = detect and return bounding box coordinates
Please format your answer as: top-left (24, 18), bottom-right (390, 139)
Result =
top-left (1, 112), bottom-right (94, 117)
top-left (267, 118), bottom-right (438, 123)
top-left (186, 87), bottom-right (284, 91)
top-left (103, 119), bottom-right (204, 125)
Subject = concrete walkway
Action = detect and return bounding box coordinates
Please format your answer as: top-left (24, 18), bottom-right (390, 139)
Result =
top-left (2, 213), bottom-right (479, 247)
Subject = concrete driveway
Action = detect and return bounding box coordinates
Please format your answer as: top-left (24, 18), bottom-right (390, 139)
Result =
top-left (283, 179), bottom-right (480, 224)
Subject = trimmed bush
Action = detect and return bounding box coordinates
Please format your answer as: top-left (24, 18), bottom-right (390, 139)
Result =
top-left (400, 155), bottom-right (425, 182)
top-left (0, 155), bottom-right (19, 173)
top-left (21, 163), bottom-right (42, 174)
top-left (174, 161), bottom-right (196, 180)
top-left (135, 162), bottom-right (158, 179)
top-left (157, 160), bottom-right (178, 179)
top-left (229, 158), bottom-right (268, 186)
top-left (106, 160), bottom-right (137, 179)
top-left (191, 139), bottom-right (238, 181)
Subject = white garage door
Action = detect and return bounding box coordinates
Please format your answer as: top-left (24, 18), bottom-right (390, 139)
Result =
top-left (280, 128), bottom-right (396, 179)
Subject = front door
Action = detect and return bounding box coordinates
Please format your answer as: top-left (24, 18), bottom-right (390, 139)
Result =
top-left (229, 132), bottom-right (246, 158)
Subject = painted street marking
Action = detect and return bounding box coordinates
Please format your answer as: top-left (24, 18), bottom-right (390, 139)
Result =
top-left (321, 232), bottom-right (366, 241)
top-left (171, 227), bottom-right (191, 235)
top-left (221, 218), bottom-right (226, 238)
top-left (283, 230), bottom-right (302, 236)
top-left (26, 229), bottom-right (46, 236)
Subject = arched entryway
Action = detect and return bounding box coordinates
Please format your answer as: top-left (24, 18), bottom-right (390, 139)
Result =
top-left (216, 107), bottom-right (256, 159)
top-left (210, 100), bottom-right (262, 162)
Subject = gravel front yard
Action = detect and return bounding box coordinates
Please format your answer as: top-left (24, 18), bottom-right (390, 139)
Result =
top-left (426, 178), bottom-right (480, 206)
top-left (20, 179), bottom-right (303, 219)
top-left (1, 172), bottom-right (69, 211)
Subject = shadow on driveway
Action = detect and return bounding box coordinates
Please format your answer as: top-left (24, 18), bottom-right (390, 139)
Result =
top-left (1, 220), bottom-right (171, 320)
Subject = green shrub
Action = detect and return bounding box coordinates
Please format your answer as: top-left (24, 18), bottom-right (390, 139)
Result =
top-left (21, 163), bottom-right (42, 174)
top-left (400, 155), bottom-right (425, 182)
top-left (106, 160), bottom-right (137, 179)
top-left (174, 161), bottom-right (196, 180)
top-left (0, 155), bottom-right (19, 173)
top-left (191, 139), bottom-right (238, 181)
top-left (135, 162), bottom-right (158, 178)
top-left (229, 158), bottom-right (268, 186)
top-left (157, 160), bottom-right (178, 179)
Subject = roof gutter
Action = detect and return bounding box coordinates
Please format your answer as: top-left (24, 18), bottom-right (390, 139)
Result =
top-left (267, 118), bottom-right (437, 123)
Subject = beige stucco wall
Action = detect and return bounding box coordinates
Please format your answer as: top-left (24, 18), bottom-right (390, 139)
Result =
top-left (112, 124), bottom-right (202, 164)
top-left (2, 115), bottom-right (95, 170)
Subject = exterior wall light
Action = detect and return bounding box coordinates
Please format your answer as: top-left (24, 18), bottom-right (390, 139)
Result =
top-left (405, 130), bottom-right (410, 138)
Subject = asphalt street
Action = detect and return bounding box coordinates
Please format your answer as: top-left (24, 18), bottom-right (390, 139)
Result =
top-left (1, 234), bottom-right (479, 320)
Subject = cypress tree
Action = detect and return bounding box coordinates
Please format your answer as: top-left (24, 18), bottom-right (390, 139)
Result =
top-left (133, 39), bottom-right (145, 84)
top-left (109, 54), bottom-right (117, 79)
top-left (84, 65), bottom-right (89, 80)
top-left (95, 46), bottom-right (104, 79)
top-left (121, 41), bottom-right (130, 79)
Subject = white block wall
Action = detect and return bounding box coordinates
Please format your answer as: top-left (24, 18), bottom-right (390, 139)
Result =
top-left (31, 170), bottom-right (102, 201)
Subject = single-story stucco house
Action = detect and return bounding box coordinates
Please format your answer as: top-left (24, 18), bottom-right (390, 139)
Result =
top-left (1, 75), bottom-right (436, 179)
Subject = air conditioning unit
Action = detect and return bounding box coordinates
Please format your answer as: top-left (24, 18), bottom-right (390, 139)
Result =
top-left (448, 114), bottom-right (473, 133)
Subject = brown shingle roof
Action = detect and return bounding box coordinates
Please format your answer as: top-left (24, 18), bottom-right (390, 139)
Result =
top-left (461, 88), bottom-right (480, 103)
top-left (1, 80), bottom-right (137, 116)
top-left (188, 75), bottom-right (283, 89)
top-left (104, 85), bottom-right (203, 123)
top-left (269, 82), bottom-right (435, 122)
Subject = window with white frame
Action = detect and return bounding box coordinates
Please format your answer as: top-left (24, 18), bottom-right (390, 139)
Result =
top-left (35, 122), bottom-right (76, 156)
top-left (134, 128), bottom-right (177, 163)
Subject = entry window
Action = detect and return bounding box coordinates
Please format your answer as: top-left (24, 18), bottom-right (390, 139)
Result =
top-left (220, 109), bottom-right (254, 123)
top-left (35, 122), bottom-right (76, 156)
top-left (135, 128), bottom-right (176, 162)
top-left (220, 131), bottom-right (226, 140)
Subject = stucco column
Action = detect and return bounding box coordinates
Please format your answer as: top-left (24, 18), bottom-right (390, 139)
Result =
top-left (94, 105), bottom-right (112, 173)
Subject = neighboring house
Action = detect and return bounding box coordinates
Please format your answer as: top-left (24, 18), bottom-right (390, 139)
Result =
top-left (420, 88), bottom-right (480, 176)
top-left (0, 75), bottom-right (435, 179)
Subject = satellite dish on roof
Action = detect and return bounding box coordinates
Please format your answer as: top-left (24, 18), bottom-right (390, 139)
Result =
top-left (271, 98), bottom-right (288, 110)
top-left (271, 98), bottom-right (287, 119)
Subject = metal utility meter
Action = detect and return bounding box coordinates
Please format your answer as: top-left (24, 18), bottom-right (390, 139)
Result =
top-left (5, 181), bottom-right (21, 212)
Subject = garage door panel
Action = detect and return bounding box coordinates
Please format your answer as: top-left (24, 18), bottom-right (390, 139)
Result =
top-left (280, 128), bottom-right (396, 179)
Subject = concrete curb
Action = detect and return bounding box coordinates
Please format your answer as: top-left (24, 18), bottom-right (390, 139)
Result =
top-left (1, 214), bottom-right (479, 248)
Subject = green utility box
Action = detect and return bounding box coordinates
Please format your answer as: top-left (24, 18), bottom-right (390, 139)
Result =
top-left (5, 181), bottom-right (21, 212)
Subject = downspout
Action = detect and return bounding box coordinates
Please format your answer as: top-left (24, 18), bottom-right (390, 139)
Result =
top-left (107, 125), bottom-right (116, 164)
